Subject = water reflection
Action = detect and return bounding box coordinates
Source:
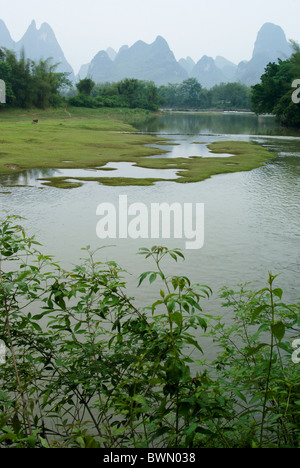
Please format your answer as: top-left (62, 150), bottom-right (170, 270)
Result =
top-left (147, 134), bottom-right (247, 159)
top-left (0, 168), bottom-right (57, 187)
top-left (133, 111), bottom-right (300, 137)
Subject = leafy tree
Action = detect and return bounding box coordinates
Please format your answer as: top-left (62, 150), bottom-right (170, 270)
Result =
top-left (69, 78), bottom-right (162, 111)
top-left (251, 42), bottom-right (300, 127)
top-left (251, 61), bottom-right (293, 114)
top-left (159, 83), bottom-right (179, 108)
top-left (3, 48), bottom-right (34, 108)
top-left (179, 78), bottom-right (203, 107)
top-left (0, 48), bottom-right (71, 109)
top-left (211, 82), bottom-right (251, 109)
top-left (158, 79), bottom-right (251, 110)
top-left (76, 78), bottom-right (95, 96)
top-left (117, 78), bottom-right (140, 107)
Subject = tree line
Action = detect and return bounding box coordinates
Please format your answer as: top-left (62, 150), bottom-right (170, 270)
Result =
top-left (0, 48), bottom-right (70, 109)
top-left (1, 44), bottom-right (300, 127)
top-left (68, 77), bottom-right (162, 111)
top-left (158, 78), bottom-right (251, 110)
top-left (68, 76), bottom-right (252, 111)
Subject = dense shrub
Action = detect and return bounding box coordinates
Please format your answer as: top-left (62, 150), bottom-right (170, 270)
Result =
top-left (69, 78), bottom-right (163, 111)
top-left (0, 215), bottom-right (299, 448)
top-left (251, 44), bottom-right (300, 127)
top-left (0, 48), bottom-right (70, 109)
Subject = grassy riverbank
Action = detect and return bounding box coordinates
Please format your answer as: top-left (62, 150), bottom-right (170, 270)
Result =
top-left (0, 107), bottom-right (276, 188)
top-left (0, 107), bottom-right (166, 173)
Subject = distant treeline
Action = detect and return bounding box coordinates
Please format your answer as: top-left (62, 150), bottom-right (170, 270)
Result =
top-left (1, 44), bottom-right (300, 127)
top-left (68, 77), bottom-right (252, 111)
top-left (158, 79), bottom-right (252, 110)
top-left (68, 78), bottom-right (162, 111)
top-left (0, 48), bottom-right (70, 109)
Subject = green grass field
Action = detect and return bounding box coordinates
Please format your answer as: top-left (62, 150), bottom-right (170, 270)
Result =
top-left (0, 107), bottom-right (276, 188)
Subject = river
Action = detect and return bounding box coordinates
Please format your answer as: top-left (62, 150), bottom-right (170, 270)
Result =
top-left (1, 111), bottom-right (300, 314)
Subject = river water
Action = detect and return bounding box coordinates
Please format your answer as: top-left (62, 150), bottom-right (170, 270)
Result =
top-left (1, 111), bottom-right (300, 314)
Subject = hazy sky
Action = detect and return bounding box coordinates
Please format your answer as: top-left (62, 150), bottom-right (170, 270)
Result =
top-left (0, 0), bottom-right (299, 73)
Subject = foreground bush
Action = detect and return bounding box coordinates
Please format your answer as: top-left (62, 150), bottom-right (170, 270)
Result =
top-left (0, 215), bottom-right (299, 448)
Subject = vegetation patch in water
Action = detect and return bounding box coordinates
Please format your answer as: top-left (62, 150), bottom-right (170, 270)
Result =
top-left (37, 140), bottom-right (275, 187)
top-left (0, 109), bottom-right (275, 187)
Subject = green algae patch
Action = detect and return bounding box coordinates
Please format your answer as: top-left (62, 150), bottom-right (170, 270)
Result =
top-left (39, 176), bottom-right (164, 188)
top-left (0, 107), bottom-right (276, 188)
top-left (34, 141), bottom-right (276, 187)
top-left (40, 179), bottom-right (84, 189)
top-left (132, 140), bottom-right (275, 184)
top-left (207, 140), bottom-right (272, 158)
top-left (0, 107), bottom-right (167, 176)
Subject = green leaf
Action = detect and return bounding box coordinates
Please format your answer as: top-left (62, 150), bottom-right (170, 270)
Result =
top-left (138, 271), bottom-right (151, 287)
top-left (39, 436), bottom-right (50, 448)
top-left (185, 336), bottom-right (203, 353)
top-left (273, 288), bottom-right (283, 300)
top-left (16, 271), bottom-right (31, 281)
top-left (184, 422), bottom-right (198, 436)
top-left (74, 322), bottom-right (82, 332)
top-left (196, 316), bottom-right (207, 331)
top-left (232, 388), bottom-right (247, 403)
top-left (184, 296), bottom-right (202, 311)
top-left (173, 249), bottom-right (185, 260)
top-left (31, 322), bottom-right (42, 332)
top-left (169, 252), bottom-right (178, 262)
top-left (167, 300), bottom-right (176, 313)
top-left (251, 304), bottom-right (267, 323)
top-left (149, 272), bottom-right (157, 284)
top-left (132, 395), bottom-right (150, 411)
top-left (246, 343), bottom-right (269, 357)
top-left (170, 311), bottom-right (183, 327)
top-left (272, 322), bottom-right (285, 342)
top-left (151, 299), bottom-right (163, 314)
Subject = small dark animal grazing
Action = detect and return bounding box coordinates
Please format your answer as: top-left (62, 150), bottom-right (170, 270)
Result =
top-left (32, 119), bottom-right (39, 123)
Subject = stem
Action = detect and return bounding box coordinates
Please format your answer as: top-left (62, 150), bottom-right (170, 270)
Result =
top-left (4, 299), bottom-right (33, 436)
top-left (259, 273), bottom-right (275, 447)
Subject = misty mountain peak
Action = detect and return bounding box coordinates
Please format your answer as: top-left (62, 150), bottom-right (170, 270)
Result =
top-left (29, 19), bottom-right (37, 30)
top-left (5, 18), bottom-right (76, 80)
top-left (191, 55), bottom-right (228, 88)
top-left (179, 56), bottom-right (196, 75)
top-left (40, 22), bottom-right (54, 34)
top-left (235, 22), bottom-right (293, 86)
top-left (253, 22), bottom-right (292, 59)
top-left (0, 18), bottom-right (14, 49)
top-left (154, 35), bottom-right (168, 46)
top-left (106, 47), bottom-right (117, 61)
top-left (38, 22), bottom-right (56, 43)
top-left (87, 35), bottom-right (187, 85)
